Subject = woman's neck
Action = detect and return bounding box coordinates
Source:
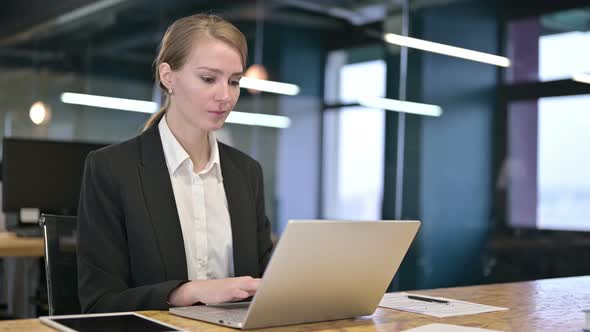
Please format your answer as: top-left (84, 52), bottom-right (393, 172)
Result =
top-left (165, 110), bottom-right (211, 173)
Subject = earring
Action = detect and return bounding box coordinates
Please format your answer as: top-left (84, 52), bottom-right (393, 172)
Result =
top-left (168, 88), bottom-right (173, 95)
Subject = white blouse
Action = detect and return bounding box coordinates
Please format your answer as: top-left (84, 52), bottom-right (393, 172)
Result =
top-left (158, 116), bottom-right (234, 280)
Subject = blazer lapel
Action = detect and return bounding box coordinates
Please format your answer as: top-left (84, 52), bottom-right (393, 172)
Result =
top-left (219, 143), bottom-right (259, 277)
top-left (137, 124), bottom-right (188, 280)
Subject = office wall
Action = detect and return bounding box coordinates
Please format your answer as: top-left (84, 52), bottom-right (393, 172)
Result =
top-left (0, 70), bottom-right (284, 229)
top-left (0, 68), bottom-right (150, 145)
top-left (0, 19), bottom-right (327, 236)
top-left (275, 26), bottom-right (325, 234)
top-left (384, 0), bottom-right (499, 290)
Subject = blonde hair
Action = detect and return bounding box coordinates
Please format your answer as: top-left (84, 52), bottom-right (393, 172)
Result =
top-left (143, 13), bottom-right (247, 131)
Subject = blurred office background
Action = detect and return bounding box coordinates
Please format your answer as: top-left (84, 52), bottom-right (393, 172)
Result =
top-left (1, 0), bottom-right (590, 319)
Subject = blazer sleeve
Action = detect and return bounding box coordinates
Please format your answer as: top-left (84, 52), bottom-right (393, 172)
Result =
top-left (77, 151), bottom-right (186, 313)
top-left (253, 161), bottom-right (274, 273)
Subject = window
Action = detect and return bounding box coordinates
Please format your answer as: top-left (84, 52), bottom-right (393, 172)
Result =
top-left (322, 54), bottom-right (386, 220)
top-left (505, 7), bottom-right (590, 232)
top-left (537, 95), bottom-right (590, 231)
top-left (506, 6), bottom-right (590, 83)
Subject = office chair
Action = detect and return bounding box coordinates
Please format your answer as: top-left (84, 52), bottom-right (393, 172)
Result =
top-left (39, 214), bottom-right (80, 315)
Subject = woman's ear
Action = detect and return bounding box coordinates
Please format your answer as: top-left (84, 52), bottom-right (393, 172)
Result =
top-left (159, 62), bottom-right (173, 90)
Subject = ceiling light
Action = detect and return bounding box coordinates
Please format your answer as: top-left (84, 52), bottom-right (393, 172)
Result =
top-left (383, 32), bottom-right (511, 67)
top-left (572, 73), bottom-right (590, 84)
top-left (226, 112), bottom-right (291, 128)
top-left (60, 92), bottom-right (291, 128)
top-left (358, 97), bottom-right (442, 117)
top-left (239, 77), bottom-right (300, 96)
top-left (244, 64), bottom-right (269, 94)
top-left (29, 101), bottom-right (52, 125)
top-left (61, 92), bottom-right (158, 113)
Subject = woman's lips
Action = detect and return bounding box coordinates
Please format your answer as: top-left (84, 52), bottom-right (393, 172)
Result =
top-left (208, 110), bottom-right (227, 117)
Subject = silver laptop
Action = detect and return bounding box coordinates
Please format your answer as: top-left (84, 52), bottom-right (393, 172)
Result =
top-left (170, 220), bottom-right (420, 329)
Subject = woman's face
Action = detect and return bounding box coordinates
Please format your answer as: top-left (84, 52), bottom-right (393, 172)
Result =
top-left (165, 37), bottom-right (243, 132)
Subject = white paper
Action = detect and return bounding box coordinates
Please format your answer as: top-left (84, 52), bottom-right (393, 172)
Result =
top-left (379, 292), bottom-right (508, 318)
top-left (402, 323), bottom-right (503, 332)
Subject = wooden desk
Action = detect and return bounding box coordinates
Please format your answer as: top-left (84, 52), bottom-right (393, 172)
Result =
top-left (0, 232), bottom-right (44, 257)
top-left (0, 276), bottom-right (588, 331)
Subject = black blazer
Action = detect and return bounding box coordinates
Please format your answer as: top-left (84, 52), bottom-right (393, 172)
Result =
top-left (77, 122), bottom-right (273, 313)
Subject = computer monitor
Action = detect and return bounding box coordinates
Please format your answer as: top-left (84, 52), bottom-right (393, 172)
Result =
top-left (2, 137), bottom-right (108, 216)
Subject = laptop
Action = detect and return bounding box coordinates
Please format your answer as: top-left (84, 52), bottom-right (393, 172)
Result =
top-left (170, 220), bottom-right (421, 329)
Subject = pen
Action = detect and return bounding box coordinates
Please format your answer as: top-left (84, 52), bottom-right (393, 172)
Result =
top-left (407, 295), bottom-right (449, 304)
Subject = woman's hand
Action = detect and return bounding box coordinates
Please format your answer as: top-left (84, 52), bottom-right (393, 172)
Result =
top-left (168, 276), bottom-right (260, 306)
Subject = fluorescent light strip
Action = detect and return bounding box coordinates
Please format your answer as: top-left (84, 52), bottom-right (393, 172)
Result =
top-left (384, 32), bottom-right (511, 67)
top-left (572, 73), bottom-right (590, 84)
top-left (358, 97), bottom-right (443, 117)
top-left (60, 92), bottom-right (290, 128)
top-left (226, 112), bottom-right (291, 128)
top-left (240, 77), bottom-right (300, 96)
top-left (61, 92), bottom-right (158, 113)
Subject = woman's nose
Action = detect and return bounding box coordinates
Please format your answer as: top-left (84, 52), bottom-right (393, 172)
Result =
top-left (215, 82), bottom-right (231, 102)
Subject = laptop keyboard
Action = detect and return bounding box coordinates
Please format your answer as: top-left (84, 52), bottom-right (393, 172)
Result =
top-left (205, 306), bottom-right (249, 322)
top-left (179, 303), bottom-right (250, 323)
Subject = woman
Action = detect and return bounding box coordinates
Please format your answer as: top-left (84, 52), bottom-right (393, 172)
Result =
top-left (77, 13), bottom-right (274, 313)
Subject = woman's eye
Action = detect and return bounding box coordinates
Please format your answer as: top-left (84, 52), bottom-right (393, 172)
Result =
top-left (202, 77), bottom-right (215, 83)
top-left (230, 80), bottom-right (240, 86)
